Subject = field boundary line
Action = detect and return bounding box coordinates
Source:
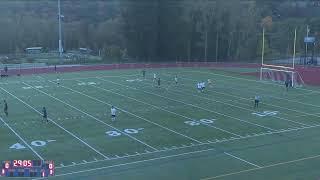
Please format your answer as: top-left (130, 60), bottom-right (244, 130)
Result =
top-left (100, 77), bottom-right (275, 131)
top-left (0, 74), bottom-right (139, 85)
top-left (34, 148), bottom-right (218, 179)
top-left (55, 122), bottom-right (320, 169)
top-left (89, 79), bottom-right (241, 138)
top-left (224, 152), bottom-right (261, 168)
top-left (22, 82), bottom-right (158, 151)
top-left (201, 152), bottom-right (320, 180)
top-left (0, 87), bottom-right (109, 159)
top-left (0, 116), bottom-right (44, 160)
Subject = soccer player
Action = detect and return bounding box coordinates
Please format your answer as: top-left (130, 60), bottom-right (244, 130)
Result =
top-left (174, 75), bottom-right (178, 85)
top-left (142, 69), bottom-right (146, 79)
top-left (111, 106), bottom-right (116, 121)
top-left (201, 82), bottom-right (206, 92)
top-left (197, 82), bottom-right (201, 92)
top-left (254, 95), bottom-right (260, 108)
top-left (3, 100), bottom-right (8, 117)
top-left (153, 73), bottom-right (157, 83)
top-left (157, 78), bottom-right (161, 88)
top-left (56, 76), bottom-right (60, 85)
top-left (42, 107), bottom-right (48, 123)
top-left (285, 79), bottom-right (289, 92)
top-left (208, 79), bottom-right (212, 87)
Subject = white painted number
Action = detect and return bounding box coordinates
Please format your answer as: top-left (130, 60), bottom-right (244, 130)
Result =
top-left (10, 143), bottom-right (26, 150)
top-left (252, 111), bottom-right (278, 117)
top-left (78, 82), bottom-right (97, 86)
top-left (31, 140), bottom-right (46, 147)
top-left (9, 140), bottom-right (55, 150)
top-left (124, 129), bottom-right (139, 134)
top-left (105, 128), bottom-right (142, 137)
top-left (184, 121), bottom-right (200, 126)
top-left (184, 119), bottom-right (216, 126)
top-left (106, 131), bottom-right (121, 137)
top-left (200, 119), bottom-right (215, 124)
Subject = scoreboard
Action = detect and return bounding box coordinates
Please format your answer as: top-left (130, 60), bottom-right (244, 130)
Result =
top-left (1, 160), bottom-right (54, 177)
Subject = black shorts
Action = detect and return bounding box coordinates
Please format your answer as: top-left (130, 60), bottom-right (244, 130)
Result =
top-left (111, 115), bottom-right (116, 118)
top-left (255, 100), bottom-right (259, 103)
top-left (43, 115), bottom-right (47, 119)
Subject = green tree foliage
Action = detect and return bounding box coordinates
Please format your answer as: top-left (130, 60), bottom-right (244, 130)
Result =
top-left (0, 0), bottom-right (318, 62)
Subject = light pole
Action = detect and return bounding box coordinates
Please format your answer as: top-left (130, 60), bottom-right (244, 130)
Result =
top-left (58, 0), bottom-right (63, 64)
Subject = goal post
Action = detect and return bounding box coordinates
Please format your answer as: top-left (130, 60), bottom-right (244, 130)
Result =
top-left (259, 28), bottom-right (303, 87)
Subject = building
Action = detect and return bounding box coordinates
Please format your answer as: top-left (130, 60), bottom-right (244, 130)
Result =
top-left (25, 47), bottom-right (43, 54)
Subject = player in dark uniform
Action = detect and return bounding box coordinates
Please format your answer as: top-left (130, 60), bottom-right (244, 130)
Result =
top-left (42, 107), bottom-right (48, 123)
top-left (3, 100), bottom-right (8, 117)
top-left (157, 78), bottom-right (161, 88)
top-left (254, 95), bottom-right (260, 108)
top-left (285, 80), bottom-right (289, 92)
top-left (142, 69), bottom-right (146, 79)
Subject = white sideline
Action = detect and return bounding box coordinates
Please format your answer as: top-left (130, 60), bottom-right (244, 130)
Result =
top-left (55, 122), bottom-right (320, 170)
top-left (34, 148), bottom-right (260, 179)
top-left (202, 152), bottom-right (320, 180)
top-left (22, 82), bottom-right (158, 151)
top-left (224, 152), bottom-right (261, 168)
top-left (0, 116), bottom-right (44, 160)
top-left (0, 87), bottom-right (109, 159)
top-left (88, 80), bottom-right (241, 138)
top-left (0, 74), bottom-right (139, 85)
top-left (99, 77), bottom-right (275, 131)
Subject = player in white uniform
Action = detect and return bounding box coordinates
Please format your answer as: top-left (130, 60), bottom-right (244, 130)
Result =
top-left (207, 79), bottom-right (212, 87)
top-left (153, 73), bottom-right (157, 83)
top-left (201, 82), bottom-right (206, 92)
top-left (197, 82), bottom-right (201, 92)
top-left (174, 75), bottom-right (178, 85)
top-left (111, 106), bottom-right (117, 121)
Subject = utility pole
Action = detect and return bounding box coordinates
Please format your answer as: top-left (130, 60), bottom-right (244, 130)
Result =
top-left (58, 0), bottom-right (63, 64)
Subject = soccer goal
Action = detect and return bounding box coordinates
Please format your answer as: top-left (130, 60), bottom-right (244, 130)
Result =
top-left (260, 67), bottom-right (304, 87)
top-left (259, 28), bottom-right (304, 87)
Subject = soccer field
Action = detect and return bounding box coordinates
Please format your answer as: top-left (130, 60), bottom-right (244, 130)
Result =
top-left (1, 67), bottom-right (320, 180)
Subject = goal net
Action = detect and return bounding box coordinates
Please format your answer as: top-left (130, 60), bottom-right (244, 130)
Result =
top-left (260, 67), bottom-right (304, 87)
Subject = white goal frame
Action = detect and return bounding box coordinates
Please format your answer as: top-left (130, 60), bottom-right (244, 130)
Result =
top-left (259, 28), bottom-right (301, 87)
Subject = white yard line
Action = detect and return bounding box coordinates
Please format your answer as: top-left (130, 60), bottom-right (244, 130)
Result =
top-left (40, 145), bottom-right (320, 179)
top-left (177, 74), bottom-right (320, 120)
top-left (202, 152), bottom-right (320, 180)
top-left (156, 76), bottom-right (311, 127)
top-left (0, 87), bottom-right (109, 159)
top-left (99, 78), bottom-right (275, 131)
top-left (185, 70), bottom-right (320, 113)
top-left (224, 152), bottom-right (261, 168)
top-left (68, 80), bottom-right (203, 143)
top-left (32, 148), bottom-right (217, 179)
top-left (85, 80), bottom-right (241, 138)
top-left (22, 82), bottom-right (158, 151)
top-left (55, 122), bottom-right (320, 169)
top-left (0, 116), bottom-right (44, 160)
